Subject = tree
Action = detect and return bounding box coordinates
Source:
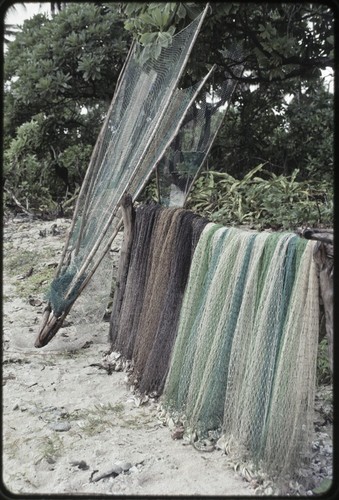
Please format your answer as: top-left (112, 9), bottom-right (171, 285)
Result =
top-left (5, 4), bottom-right (130, 130)
top-left (120, 3), bottom-right (334, 86)
top-left (2, 2), bottom-right (26, 43)
top-left (49, 2), bottom-right (65, 16)
top-left (4, 3), bottom-right (131, 211)
top-left (119, 2), bottom-right (334, 181)
top-left (211, 77), bottom-right (333, 180)
top-left (3, 2), bottom-right (334, 216)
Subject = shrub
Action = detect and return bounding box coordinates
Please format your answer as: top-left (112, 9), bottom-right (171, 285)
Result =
top-left (186, 164), bottom-right (333, 230)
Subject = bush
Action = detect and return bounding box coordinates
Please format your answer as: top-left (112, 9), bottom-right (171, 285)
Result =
top-left (186, 164), bottom-right (333, 230)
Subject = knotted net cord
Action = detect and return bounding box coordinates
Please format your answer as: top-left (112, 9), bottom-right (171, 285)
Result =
top-left (163, 222), bottom-right (224, 410)
top-left (162, 225), bottom-right (319, 481)
top-left (155, 63), bottom-right (243, 207)
top-left (221, 235), bottom-right (300, 458)
top-left (38, 6), bottom-right (213, 342)
top-left (187, 230), bottom-right (257, 435)
top-left (110, 205), bottom-right (208, 396)
top-left (131, 208), bottom-right (184, 370)
top-left (111, 203), bottom-right (163, 358)
top-left (137, 210), bottom-right (207, 395)
top-left (260, 241), bottom-right (319, 477)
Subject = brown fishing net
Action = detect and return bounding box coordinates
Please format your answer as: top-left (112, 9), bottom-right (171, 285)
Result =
top-left (109, 204), bottom-right (208, 395)
top-left (110, 203), bottom-right (162, 357)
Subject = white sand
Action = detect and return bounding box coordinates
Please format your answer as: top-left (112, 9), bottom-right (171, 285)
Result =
top-left (2, 216), bottom-right (253, 496)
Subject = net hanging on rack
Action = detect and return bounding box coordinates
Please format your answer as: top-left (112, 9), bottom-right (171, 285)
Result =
top-left (162, 226), bottom-right (320, 483)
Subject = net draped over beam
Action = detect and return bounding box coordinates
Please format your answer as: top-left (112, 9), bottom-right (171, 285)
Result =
top-left (35, 5), bottom-right (216, 347)
top-left (161, 222), bottom-right (320, 482)
top-left (109, 203), bottom-right (208, 395)
top-left (107, 204), bottom-right (322, 482)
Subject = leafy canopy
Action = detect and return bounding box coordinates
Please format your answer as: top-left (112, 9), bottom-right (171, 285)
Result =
top-left (3, 2), bottom-right (334, 228)
top-left (4, 3), bottom-right (130, 212)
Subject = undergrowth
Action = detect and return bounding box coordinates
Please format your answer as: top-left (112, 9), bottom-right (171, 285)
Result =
top-left (186, 165), bottom-right (333, 230)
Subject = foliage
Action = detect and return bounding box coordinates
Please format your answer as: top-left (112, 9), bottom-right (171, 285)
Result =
top-left (186, 164), bottom-right (333, 230)
top-left (121, 2), bottom-right (200, 64)
top-left (4, 249), bottom-right (41, 275)
top-left (4, 3), bottom-right (130, 211)
top-left (120, 2), bottom-right (334, 181)
top-left (36, 435), bottom-right (64, 464)
top-left (120, 3), bottom-right (334, 85)
top-left (213, 79), bottom-right (334, 179)
top-left (317, 338), bottom-right (331, 385)
top-left (4, 115), bottom-right (60, 211)
top-left (4, 245), bottom-right (56, 297)
top-left (3, 2), bottom-right (334, 219)
top-left (15, 267), bottom-right (56, 300)
top-left (5, 4), bottom-right (129, 116)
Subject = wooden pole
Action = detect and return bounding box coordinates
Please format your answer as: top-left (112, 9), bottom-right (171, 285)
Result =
top-left (55, 41), bottom-right (137, 275)
top-left (34, 8), bottom-right (211, 347)
top-left (313, 241), bottom-right (333, 373)
top-left (64, 65), bottom-right (218, 303)
top-left (109, 194), bottom-right (135, 346)
top-left (73, 40), bottom-right (137, 257)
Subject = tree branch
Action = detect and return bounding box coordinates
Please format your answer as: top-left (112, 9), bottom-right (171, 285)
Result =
top-left (4, 186), bottom-right (35, 217)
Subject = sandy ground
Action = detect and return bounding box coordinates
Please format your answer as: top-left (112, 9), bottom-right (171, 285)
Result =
top-left (2, 215), bottom-right (255, 496)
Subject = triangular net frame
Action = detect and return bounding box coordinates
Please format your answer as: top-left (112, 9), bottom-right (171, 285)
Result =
top-left (154, 48), bottom-right (243, 207)
top-left (35, 5), bottom-right (214, 347)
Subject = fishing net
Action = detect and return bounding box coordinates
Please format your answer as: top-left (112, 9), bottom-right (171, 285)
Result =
top-left (220, 238), bottom-right (319, 481)
top-left (220, 235), bottom-right (304, 456)
top-left (109, 205), bottom-right (208, 396)
top-left (131, 207), bottom-right (183, 367)
top-left (36, 6), bottom-right (214, 346)
top-left (162, 228), bottom-right (320, 481)
top-left (66, 252), bottom-right (115, 326)
top-left (186, 230), bottom-right (257, 434)
top-left (135, 210), bottom-right (208, 395)
top-left (163, 222), bottom-right (226, 410)
top-left (155, 68), bottom-right (243, 207)
top-left (110, 203), bottom-right (163, 357)
top-left (260, 241), bottom-right (319, 477)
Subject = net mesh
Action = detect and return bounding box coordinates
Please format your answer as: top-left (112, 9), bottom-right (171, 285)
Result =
top-left (109, 204), bottom-right (208, 395)
top-left (138, 210), bottom-right (207, 395)
top-left (111, 203), bottom-right (163, 358)
top-left (162, 225), bottom-right (319, 481)
top-left (259, 241), bottom-right (319, 476)
top-left (221, 235), bottom-right (304, 457)
top-left (45, 8), bottom-right (210, 321)
top-left (66, 252), bottom-right (115, 326)
top-left (130, 207), bottom-right (183, 368)
top-left (162, 222), bottom-right (225, 410)
top-left (155, 65), bottom-right (243, 207)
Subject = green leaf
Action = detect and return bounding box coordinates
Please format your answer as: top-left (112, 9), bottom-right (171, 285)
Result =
top-left (152, 43), bottom-right (162, 59)
top-left (177, 3), bottom-right (187, 19)
top-left (152, 8), bottom-right (166, 28)
top-left (139, 32), bottom-right (158, 45)
top-left (157, 31), bottom-right (172, 48)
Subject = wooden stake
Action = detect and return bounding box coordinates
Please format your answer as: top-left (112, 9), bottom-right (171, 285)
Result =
top-left (55, 41), bottom-right (137, 274)
top-left (313, 242), bottom-right (333, 373)
top-left (109, 194), bottom-right (135, 345)
top-left (35, 9), bottom-right (211, 346)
